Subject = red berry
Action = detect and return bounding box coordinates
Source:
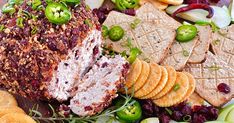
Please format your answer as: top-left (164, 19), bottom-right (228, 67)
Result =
top-left (217, 83), bottom-right (230, 94)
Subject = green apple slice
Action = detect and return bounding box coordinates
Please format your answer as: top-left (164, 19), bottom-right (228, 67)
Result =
top-left (85, 0), bottom-right (104, 9)
top-left (205, 121), bottom-right (231, 123)
top-left (218, 104), bottom-right (234, 121)
top-left (229, 0), bottom-right (234, 22)
top-left (140, 118), bottom-right (159, 123)
top-left (226, 108), bottom-right (234, 122)
top-left (166, 5), bottom-right (231, 28)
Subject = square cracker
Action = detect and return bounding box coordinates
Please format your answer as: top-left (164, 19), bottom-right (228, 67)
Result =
top-left (211, 25), bottom-right (234, 68)
top-left (184, 52), bottom-right (234, 107)
top-left (188, 25), bottom-right (212, 64)
top-left (103, 6), bottom-right (176, 63)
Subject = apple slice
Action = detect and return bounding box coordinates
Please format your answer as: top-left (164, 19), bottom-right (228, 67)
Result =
top-left (85, 0), bottom-right (104, 9)
top-left (229, 0), bottom-right (234, 22)
top-left (166, 5), bottom-right (211, 23)
top-left (166, 5), bottom-right (231, 28)
top-left (217, 104), bottom-right (234, 121)
top-left (205, 121), bottom-right (231, 123)
top-left (226, 108), bottom-right (234, 122)
top-left (141, 118), bottom-right (159, 123)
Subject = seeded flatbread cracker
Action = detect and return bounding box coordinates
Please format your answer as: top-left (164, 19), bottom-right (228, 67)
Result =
top-left (153, 72), bottom-right (189, 107)
top-left (152, 66), bottom-right (177, 99)
top-left (0, 106), bottom-right (25, 117)
top-left (136, 3), bottom-right (181, 29)
top-left (0, 90), bottom-right (17, 107)
top-left (184, 52), bottom-right (234, 107)
top-left (211, 27), bottom-right (234, 68)
top-left (188, 92), bottom-right (205, 106)
top-left (188, 25), bottom-right (212, 64)
top-left (103, 4), bottom-right (176, 64)
top-left (129, 61), bottom-right (151, 92)
top-left (125, 58), bottom-right (142, 89)
top-left (178, 72), bottom-right (196, 103)
top-left (141, 66), bottom-right (168, 99)
top-left (161, 37), bottom-right (199, 70)
top-left (133, 63), bottom-right (162, 98)
top-left (139, 0), bottom-right (168, 10)
top-left (0, 113), bottom-right (36, 123)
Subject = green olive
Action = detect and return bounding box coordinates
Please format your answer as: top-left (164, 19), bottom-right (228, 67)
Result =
top-left (109, 25), bottom-right (125, 42)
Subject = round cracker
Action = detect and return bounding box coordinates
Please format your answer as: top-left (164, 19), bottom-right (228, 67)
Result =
top-left (129, 61), bottom-right (150, 93)
top-left (0, 113), bottom-right (36, 123)
top-left (153, 72), bottom-right (189, 107)
top-left (140, 66), bottom-right (168, 99)
top-left (178, 72), bottom-right (196, 103)
top-left (133, 63), bottom-right (162, 98)
top-left (125, 58), bottom-right (142, 88)
top-left (152, 66), bottom-right (177, 99)
top-left (158, 0), bottom-right (183, 5)
top-left (0, 90), bottom-right (17, 107)
top-left (0, 106), bottom-right (25, 117)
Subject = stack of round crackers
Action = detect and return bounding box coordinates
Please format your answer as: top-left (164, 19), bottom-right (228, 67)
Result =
top-left (0, 90), bottom-right (36, 123)
top-left (124, 58), bottom-right (196, 107)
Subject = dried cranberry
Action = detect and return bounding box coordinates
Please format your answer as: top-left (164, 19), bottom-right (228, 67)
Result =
top-left (181, 105), bottom-right (192, 115)
top-left (172, 111), bottom-right (183, 121)
top-left (217, 83), bottom-right (230, 94)
top-left (93, 46), bottom-right (99, 56)
top-left (192, 113), bottom-right (206, 123)
top-left (122, 9), bottom-right (136, 16)
top-left (206, 106), bottom-right (219, 120)
top-left (159, 113), bottom-right (171, 123)
top-left (58, 104), bottom-right (71, 117)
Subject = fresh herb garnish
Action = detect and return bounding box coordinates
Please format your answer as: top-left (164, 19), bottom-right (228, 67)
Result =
top-left (173, 83), bottom-right (180, 91)
top-left (208, 65), bottom-right (221, 71)
top-left (1, 4), bottom-right (16, 15)
top-left (84, 19), bottom-right (93, 27)
top-left (0, 25), bottom-right (5, 32)
top-left (31, 26), bottom-right (38, 35)
top-left (183, 115), bottom-right (192, 122)
top-left (16, 17), bottom-right (24, 28)
top-left (165, 108), bottom-right (173, 115)
top-left (182, 49), bottom-right (189, 57)
top-left (212, 39), bottom-right (220, 45)
top-left (130, 18), bottom-right (141, 29)
top-left (195, 20), bottom-right (210, 26)
top-left (32, 0), bottom-right (42, 10)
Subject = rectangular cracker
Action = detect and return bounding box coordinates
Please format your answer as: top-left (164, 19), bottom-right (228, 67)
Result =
top-left (161, 37), bottom-right (199, 70)
top-left (188, 25), bottom-right (212, 64)
top-left (184, 52), bottom-right (234, 107)
top-left (103, 4), bottom-right (176, 63)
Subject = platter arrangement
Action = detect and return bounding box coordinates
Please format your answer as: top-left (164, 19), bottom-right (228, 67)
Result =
top-left (0, 0), bottom-right (234, 123)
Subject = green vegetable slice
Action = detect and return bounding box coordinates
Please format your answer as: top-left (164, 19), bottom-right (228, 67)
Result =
top-left (45, 3), bottom-right (71, 25)
top-left (102, 25), bottom-right (109, 38)
top-left (115, 0), bottom-right (139, 10)
top-left (109, 25), bottom-right (125, 42)
top-left (176, 25), bottom-right (197, 42)
top-left (115, 99), bottom-right (142, 122)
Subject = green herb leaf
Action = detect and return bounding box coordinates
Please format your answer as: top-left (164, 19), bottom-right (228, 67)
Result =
top-left (208, 65), bottom-right (221, 71)
top-left (212, 39), bottom-right (220, 45)
top-left (0, 25), bottom-right (5, 32)
top-left (84, 19), bottom-right (92, 27)
top-left (183, 115), bottom-right (192, 122)
top-left (173, 83), bottom-right (180, 91)
top-left (2, 4), bottom-right (16, 15)
top-left (182, 49), bottom-right (189, 57)
top-left (102, 25), bottom-right (109, 38)
top-left (130, 18), bottom-right (141, 29)
top-left (31, 26), bottom-right (38, 35)
top-left (16, 17), bottom-right (24, 28)
top-left (32, 0), bottom-right (42, 10)
top-left (127, 47), bottom-right (141, 64)
top-left (210, 21), bottom-right (219, 32)
top-left (165, 108), bottom-right (173, 115)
